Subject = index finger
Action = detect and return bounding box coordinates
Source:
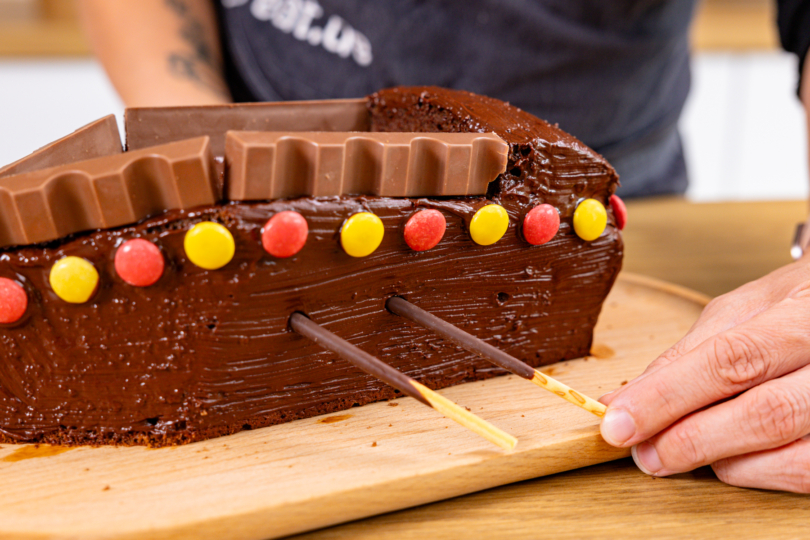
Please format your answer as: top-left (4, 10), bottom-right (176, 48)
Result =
top-left (600, 295), bottom-right (810, 447)
top-left (602, 260), bottom-right (810, 407)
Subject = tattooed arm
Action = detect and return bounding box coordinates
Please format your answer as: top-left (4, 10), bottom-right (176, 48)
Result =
top-left (78, 0), bottom-right (231, 107)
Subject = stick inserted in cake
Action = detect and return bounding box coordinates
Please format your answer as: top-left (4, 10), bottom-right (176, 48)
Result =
top-left (289, 312), bottom-right (518, 450)
top-left (385, 297), bottom-right (607, 418)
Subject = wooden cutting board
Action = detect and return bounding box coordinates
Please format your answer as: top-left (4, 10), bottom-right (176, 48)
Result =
top-left (0, 273), bottom-right (708, 540)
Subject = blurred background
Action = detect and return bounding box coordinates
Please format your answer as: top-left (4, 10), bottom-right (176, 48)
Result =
top-left (0, 0), bottom-right (806, 202)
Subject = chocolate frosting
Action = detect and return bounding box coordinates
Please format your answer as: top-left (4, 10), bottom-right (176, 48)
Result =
top-left (0, 86), bottom-right (622, 446)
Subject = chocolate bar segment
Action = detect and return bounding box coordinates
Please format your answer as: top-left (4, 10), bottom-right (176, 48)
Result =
top-left (225, 131), bottom-right (508, 200)
top-left (0, 137), bottom-right (216, 248)
top-left (0, 115), bottom-right (122, 179)
top-left (125, 99), bottom-right (369, 164)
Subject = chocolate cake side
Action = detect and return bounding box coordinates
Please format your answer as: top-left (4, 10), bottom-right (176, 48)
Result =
top-left (0, 87), bottom-right (622, 446)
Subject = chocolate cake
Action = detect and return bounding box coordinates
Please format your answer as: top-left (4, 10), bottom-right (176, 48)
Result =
top-left (0, 87), bottom-right (623, 446)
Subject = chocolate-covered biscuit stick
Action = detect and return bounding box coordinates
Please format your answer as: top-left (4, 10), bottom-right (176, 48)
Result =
top-left (386, 297), bottom-right (607, 417)
top-left (290, 312), bottom-right (518, 450)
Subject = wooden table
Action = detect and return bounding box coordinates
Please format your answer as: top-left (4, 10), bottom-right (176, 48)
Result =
top-left (620, 198), bottom-right (805, 298)
top-left (290, 198), bottom-right (810, 540)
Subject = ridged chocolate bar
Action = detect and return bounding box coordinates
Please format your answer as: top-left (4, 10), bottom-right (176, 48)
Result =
top-left (0, 115), bottom-right (122, 179)
top-left (0, 137), bottom-right (216, 248)
top-left (225, 131), bottom-right (508, 200)
top-left (125, 99), bottom-right (369, 174)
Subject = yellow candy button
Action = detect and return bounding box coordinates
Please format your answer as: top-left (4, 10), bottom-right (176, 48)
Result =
top-left (49, 256), bottom-right (99, 304)
top-left (341, 212), bottom-right (384, 257)
top-left (470, 204), bottom-right (509, 246)
top-left (184, 222), bottom-right (235, 270)
top-left (573, 199), bottom-right (607, 241)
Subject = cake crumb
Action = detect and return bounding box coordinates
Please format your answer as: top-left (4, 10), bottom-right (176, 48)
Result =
top-left (388, 402), bottom-right (398, 407)
top-left (621, 380), bottom-right (628, 386)
top-left (103, 486), bottom-right (110, 491)
top-left (371, 442), bottom-right (377, 447)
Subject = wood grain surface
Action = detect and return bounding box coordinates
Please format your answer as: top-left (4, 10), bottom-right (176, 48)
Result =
top-left (0, 273), bottom-right (704, 540)
top-left (294, 198), bottom-right (808, 540)
top-left (623, 198), bottom-right (804, 297)
top-left (291, 458), bottom-right (810, 540)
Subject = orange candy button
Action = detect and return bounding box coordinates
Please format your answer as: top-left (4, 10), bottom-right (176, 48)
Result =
top-left (404, 209), bottom-right (446, 251)
top-left (262, 211), bottom-right (308, 258)
top-left (0, 278), bottom-right (27, 324)
top-left (115, 239), bottom-right (165, 287)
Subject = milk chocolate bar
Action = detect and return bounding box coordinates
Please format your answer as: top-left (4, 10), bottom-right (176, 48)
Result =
top-left (0, 137), bottom-right (216, 248)
top-left (0, 115), bottom-right (122, 178)
top-left (125, 99), bottom-right (369, 166)
top-left (225, 131), bottom-right (508, 200)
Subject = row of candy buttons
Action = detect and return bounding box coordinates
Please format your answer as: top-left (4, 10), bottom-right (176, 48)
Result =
top-left (0, 196), bottom-right (626, 317)
top-left (40, 214), bottom-right (309, 306)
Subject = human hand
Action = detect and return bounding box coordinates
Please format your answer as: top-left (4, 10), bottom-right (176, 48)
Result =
top-left (599, 256), bottom-right (810, 493)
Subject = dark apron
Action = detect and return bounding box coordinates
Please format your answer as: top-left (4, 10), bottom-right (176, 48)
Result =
top-left (214, 0), bottom-right (697, 197)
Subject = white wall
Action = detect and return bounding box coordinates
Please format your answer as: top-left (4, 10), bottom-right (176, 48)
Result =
top-left (681, 51), bottom-right (808, 201)
top-left (0, 58), bottom-right (124, 164)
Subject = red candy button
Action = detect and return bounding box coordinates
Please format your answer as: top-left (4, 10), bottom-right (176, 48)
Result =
top-left (610, 194), bottom-right (627, 230)
top-left (115, 239), bottom-right (165, 287)
top-left (262, 211), bottom-right (308, 258)
top-left (404, 209), bottom-right (446, 251)
top-left (523, 204), bottom-right (560, 245)
top-left (0, 278), bottom-right (27, 324)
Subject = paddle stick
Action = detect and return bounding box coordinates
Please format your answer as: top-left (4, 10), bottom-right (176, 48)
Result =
top-left (289, 312), bottom-right (517, 450)
top-left (386, 297), bottom-right (606, 418)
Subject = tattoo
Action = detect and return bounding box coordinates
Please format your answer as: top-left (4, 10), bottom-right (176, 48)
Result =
top-left (165, 0), bottom-right (229, 98)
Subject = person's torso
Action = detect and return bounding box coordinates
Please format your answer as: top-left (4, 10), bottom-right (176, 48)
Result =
top-left (215, 0), bottom-right (697, 196)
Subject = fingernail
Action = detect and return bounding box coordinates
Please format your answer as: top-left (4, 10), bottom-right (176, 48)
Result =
top-left (600, 408), bottom-right (636, 445)
top-left (632, 442), bottom-right (663, 475)
top-left (598, 390), bottom-right (615, 402)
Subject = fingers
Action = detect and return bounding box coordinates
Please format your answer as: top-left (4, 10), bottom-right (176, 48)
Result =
top-left (600, 294), bottom-right (810, 448)
top-left (603, 260), bottom-right (810, 407)
top-left (600, 328), bottom-right (707, 407)
top-left (712, 437), bottom-right (810, 494)
top-left (630, 365), bottom-right (810, 476)
top-left (601, 281), bottom-right (779, 407)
